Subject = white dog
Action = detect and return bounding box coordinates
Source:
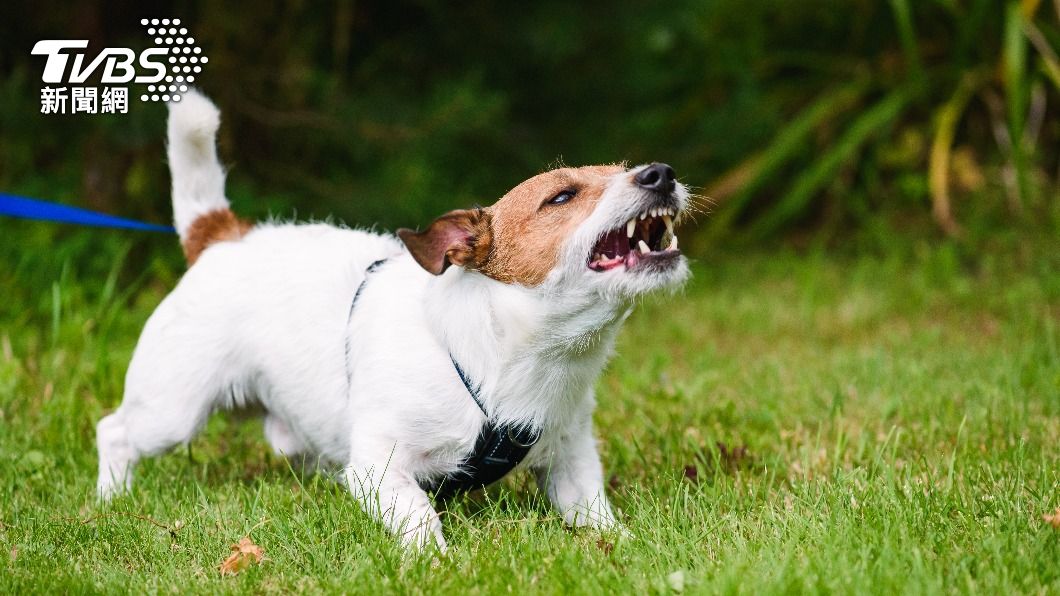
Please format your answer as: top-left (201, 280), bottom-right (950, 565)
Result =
top-left (95, 90), bottom-right (690, 551)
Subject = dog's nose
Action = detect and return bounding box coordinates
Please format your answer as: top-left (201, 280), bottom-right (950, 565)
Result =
top-left (634, 163), bottom-right (676, 194)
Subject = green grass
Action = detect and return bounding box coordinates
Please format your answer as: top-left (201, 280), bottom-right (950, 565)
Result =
top-left (0, 224), bottom-right (1058, 594)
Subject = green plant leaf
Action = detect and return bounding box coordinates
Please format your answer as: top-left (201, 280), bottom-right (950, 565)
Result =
top-left (748, 87), bottom-right (914, 238)
top-left (1004, 1), bottom-right (1031, 207)
top-left (706, 78), bottom-right (870, 234)
top-left (889, 0), bottom-right (925, 84)
top-left (1021, 15), bottom-right (1060, 91)
top-left (929, 71), bottom-right (988, 236)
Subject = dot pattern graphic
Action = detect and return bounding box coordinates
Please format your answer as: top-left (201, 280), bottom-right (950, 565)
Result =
top-left (139, 18), bottom-right (205, 102)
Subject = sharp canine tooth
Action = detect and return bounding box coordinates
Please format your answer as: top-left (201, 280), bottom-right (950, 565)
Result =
top-left (669, 235), bottom-right (678, 251)
top-left (626, 219), bottom-right (635, 238)
top-left (638, 240), bottom-right (650, 254)
top-left (663, 215), bottom-right (673, 234)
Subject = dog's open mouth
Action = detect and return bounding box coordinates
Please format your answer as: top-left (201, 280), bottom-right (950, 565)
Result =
top-left (588, 207), bottom-right (680, 272)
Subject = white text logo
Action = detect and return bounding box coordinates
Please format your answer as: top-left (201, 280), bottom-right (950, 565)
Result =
top-left (32, 18), bottom-right (208, 115)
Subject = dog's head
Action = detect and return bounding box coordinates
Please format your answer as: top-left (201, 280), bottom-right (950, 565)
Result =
top-left (397, 163), bottom-right (690, 297)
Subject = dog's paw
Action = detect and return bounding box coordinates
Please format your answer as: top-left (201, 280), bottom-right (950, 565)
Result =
top-left (562, 503), bottom-right (619, 530)
top-left (400, 524), bottom-right (448, 555)
top-left (95, 476), bottom-right (132, 502)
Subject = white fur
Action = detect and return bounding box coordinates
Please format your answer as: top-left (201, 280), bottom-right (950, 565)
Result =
top-left (167, 90), bottom-right (228, 240)
top-left (96, 92), bottom-right (690, 551)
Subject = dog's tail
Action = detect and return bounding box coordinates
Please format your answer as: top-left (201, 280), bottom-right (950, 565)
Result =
top-left (167, 89), bottom-right (250, 265)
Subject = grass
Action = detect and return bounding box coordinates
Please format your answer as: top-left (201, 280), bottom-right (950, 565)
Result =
top-left (0, 222), bottom-right (1058, 594)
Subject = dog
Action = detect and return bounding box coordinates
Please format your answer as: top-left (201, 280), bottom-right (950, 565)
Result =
top-left (95, 90), bottom-right (690, 551)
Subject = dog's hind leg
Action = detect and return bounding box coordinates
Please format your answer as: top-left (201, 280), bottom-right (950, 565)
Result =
top-left (96, 383), bottom-right (220, 499)
top-left (96, 378), bottom-right (218, 500)
top-left (95, 411), bottom-right (138, 499)
top-left (96, 319), bottom-right (227, 499)
top-left (264, 414), bottom-right (306, 456)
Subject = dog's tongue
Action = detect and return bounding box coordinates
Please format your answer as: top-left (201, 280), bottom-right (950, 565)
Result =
top-left (589, 227), bottom-right (640, 271)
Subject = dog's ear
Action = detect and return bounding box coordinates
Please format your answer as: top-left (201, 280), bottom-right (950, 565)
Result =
top-left (397, 208), bottom-right (492, 275)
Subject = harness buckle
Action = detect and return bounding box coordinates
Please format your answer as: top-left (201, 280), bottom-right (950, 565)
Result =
top-left (507, 427), bottom-right (540, 448)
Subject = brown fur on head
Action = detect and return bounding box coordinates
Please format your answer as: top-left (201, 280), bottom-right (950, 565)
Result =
top-left (398, 165), bottom-right (624, 286)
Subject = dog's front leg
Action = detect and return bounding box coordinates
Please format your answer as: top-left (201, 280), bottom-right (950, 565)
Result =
top-left (534, 412), bottom-right (620, 530)
top-left (345, 447), bottom-right (445, 552)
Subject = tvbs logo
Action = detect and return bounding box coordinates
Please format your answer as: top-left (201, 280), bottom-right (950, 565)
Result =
top-left (33, 40), bottom-right (169, 85)
top-left (32, 18), bottom-right (207, 115)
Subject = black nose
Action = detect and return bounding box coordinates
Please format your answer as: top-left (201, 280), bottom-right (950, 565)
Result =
top-left (634, 163), bottom-right (676, 194)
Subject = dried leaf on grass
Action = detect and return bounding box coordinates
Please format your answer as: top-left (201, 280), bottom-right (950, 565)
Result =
top-left (595, 538), bottom-right (615, 556)
top-left (684, 442), bottom-right (754, 483)
top-left (219, 537), bottom-right (264, 576)
top-left (1043, 508), bottom-right (1060, 529)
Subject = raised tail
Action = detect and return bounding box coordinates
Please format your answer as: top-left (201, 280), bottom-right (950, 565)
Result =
top-left (166, 89), bottom-right (249, 264)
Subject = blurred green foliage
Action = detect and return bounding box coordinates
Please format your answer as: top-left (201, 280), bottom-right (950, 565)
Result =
top-left (0, 0), bottom-right (1058, 247)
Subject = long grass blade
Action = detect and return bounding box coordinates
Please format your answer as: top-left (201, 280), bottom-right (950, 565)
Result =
top-left (748, 87), bottom-right (913, 238)
top-left (889, 0), bottom-right (925, 84)
top-left (929, 72), bottom-right (987, 236)
top-left (1021, 16), bottom-right (1060, 91)
top-left (1004, 1), bottom-right (1031, 210)
top-left (706, 78), bottom-right (869, 234)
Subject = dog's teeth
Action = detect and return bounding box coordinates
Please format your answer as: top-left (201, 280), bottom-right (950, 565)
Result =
top-left (640, 211), bottom-right (647, 220)
top-left (594, 253), bottom-right (603, 262)
top-left (626, 219), bottom-right (636, 238)
top-left (662, 214), bottom-right (673, 234)
top-left (668, 235), bottom-right (678, 251)
top-left (638, 240), bottom-right (650, 255)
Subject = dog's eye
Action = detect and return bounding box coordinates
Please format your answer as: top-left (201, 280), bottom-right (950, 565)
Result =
top-left (547, 190), bottom-right (576, 206)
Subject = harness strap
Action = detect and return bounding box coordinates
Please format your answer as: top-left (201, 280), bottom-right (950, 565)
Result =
top-left (450, 354), bottom-right (487, 415)
top-left (345, 256), bottom-right (539, 501)
top-left (345, 258), bottom-right (389, 387)
top-left (428, 356), bottom-right (540, 500)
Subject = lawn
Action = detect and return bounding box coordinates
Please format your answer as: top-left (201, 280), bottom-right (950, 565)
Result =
top-left (0, 224), bottom-right (1057, 594)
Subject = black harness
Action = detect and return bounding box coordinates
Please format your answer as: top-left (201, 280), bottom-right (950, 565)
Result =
top-left (426, 356), bottom-right (540, 500)
top-left (346, 258), bottom-right (539, 500)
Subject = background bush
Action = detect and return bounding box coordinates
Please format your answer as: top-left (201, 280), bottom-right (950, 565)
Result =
top-left (0, 0), bottom-right (1058, 247)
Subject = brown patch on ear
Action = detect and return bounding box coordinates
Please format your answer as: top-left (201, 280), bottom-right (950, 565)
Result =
top-left (397, 208), bottom-right (492, 275)
top-left (182, 208), bottom-right (252, 265)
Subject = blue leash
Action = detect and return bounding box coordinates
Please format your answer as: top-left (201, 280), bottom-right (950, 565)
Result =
top-left (0, 193), bottom-right (175, 233)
